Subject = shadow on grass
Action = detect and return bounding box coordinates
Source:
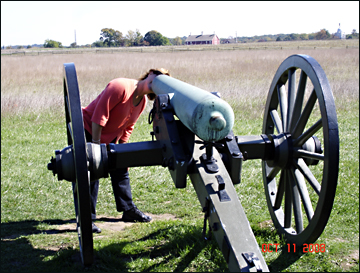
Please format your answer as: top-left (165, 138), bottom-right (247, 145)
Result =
top-left (1, 219), bottom-right (227, 272)
top-left (251, 225), bottom-right (306, 272)
top-left (95, 225), bottom-right (227, 272)
top-left (268, 246), bottom-right (305, 272)
top-left (1, 218), bottom-right (306, 271)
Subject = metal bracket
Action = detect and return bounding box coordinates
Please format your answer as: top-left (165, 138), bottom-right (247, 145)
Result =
top-left (216, 175), bottom-right (231, 202)
top-left (242, 252), bottom-right (263, 272)
top-left (200, 152), bottom-right (219, 173)
top-left (197, 141), bottom-right (224, 173)
top-left (216, 131), bottom-right (243, 185)
top-left (202, 197), bottom-right (212, 240)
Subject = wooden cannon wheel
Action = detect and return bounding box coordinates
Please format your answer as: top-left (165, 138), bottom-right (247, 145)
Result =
top-left (63, 63), bottom-right (94, 265)
top-left (262, 55), bottom-right (339, 246)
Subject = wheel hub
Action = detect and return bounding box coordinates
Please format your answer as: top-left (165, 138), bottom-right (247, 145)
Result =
top-left (47, 143), bottom-right (108, 182)
top-left (265, 133), bottom-right (323, 169)
top-left (266, 133), bottom-right (293, 169)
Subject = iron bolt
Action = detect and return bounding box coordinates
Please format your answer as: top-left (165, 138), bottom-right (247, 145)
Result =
top-left (212, 223), bottom-right (219, 231)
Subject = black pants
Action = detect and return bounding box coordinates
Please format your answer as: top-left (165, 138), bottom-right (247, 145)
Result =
top-left (72, 130), bottom-right (135, 220)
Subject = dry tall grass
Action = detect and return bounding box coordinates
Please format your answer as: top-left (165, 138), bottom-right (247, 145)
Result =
top-left (1, 48), bottom-right (358, 118)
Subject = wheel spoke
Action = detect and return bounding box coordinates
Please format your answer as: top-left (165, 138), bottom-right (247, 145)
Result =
top-left (67, 122), bottom-right (73, 140)
top-left (292, 164), bottom-right (314, 221)
top-left (289, 70), bottom-right (307, 132)
top-left (294, 158), bottom-right (321, 195)
top-left (293, 118), bottom-right (322, 147)
top-left (288, 169), bottom-right (303, 233)
top-left (277, 84), bottom-right (288, 132)
top-left (65, 95), bottom-right (73, 145)
top-left (284, 170), bottom-right (292, 228)
top-left (267, 165), bottom-right (281, 181)
top-left (294, 149), bottom-right (324, 161)
top-left (274, 170), bottom-right (285, 210)
top-left (291, 88), bottom-right (317, 139)
top-left (287, 69), bottom-right (296, 132)
top-left (270, 109), bottom-right (283, 134)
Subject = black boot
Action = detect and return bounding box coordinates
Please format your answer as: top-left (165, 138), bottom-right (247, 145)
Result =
top-left (92, 222), bottom-right (102, 233)
top-left (122, 206), bottom-right (152, 222)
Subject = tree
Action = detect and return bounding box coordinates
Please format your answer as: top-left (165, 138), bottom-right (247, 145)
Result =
top-left (308, 34), bottom-right (315, 40)
top-left (114, 30), bottom-right (125, 46)
top-left (100, 28), bottom-right (123, 47)
top-left (144, 30), bottom-right (170, 46)
top-left (315, 29), bottom-right (330, 40)
top-left (125, 30), bottom-right (143, 46)
top-left (92, 40), bottom-right (104, 47)
top-left (44, 39), bottom-right (62, 48)
top-left (70, 42), bottom-right (77, 48)
top-left (144, 30), bottom-right (161, 46)
top-left (299, 33), bottom-right (308, 40)
top-left (160, 35), bottom-right (171, 46)
top-left (134, 29), bottom-right (144, 46)
top-left (173, 36), bottom-right (183, 45)
top-left (347, 29), bottom-right (359, 39)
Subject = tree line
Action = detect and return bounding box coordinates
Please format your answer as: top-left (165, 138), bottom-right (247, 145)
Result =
top-left (51, 28), bottom-right (183, 49)
top-left (235, 29), bottom-right (359, 43)
top-left (3, 27), bottom-right (358, 49)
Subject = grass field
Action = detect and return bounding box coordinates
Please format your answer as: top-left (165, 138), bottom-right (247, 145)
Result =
top-left (1, 40), bottom-right (359, 272)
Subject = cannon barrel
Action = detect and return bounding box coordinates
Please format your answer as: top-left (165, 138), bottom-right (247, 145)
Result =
top-left (152, 75), bottom-right (234, 142)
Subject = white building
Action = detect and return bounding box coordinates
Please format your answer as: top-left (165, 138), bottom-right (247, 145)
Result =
top-left (335, 23), bottom-right (346, 39)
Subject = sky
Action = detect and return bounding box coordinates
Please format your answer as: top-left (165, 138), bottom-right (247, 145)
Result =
top-left (1, 1), bottom-right (359, 47)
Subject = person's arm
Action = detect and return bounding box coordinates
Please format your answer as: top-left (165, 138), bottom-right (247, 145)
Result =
top-left (92, 122), bottom-right (103, 144)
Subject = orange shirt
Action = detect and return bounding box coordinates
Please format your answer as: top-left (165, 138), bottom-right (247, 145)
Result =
top-left (82, 78), bottom-right (147, 145)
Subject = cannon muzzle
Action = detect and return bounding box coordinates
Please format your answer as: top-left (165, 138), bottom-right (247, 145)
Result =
top-left (152, 75), bottom-right (234, 142)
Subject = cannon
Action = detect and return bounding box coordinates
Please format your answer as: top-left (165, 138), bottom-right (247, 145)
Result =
top-left (47, 54), bottom-right (339, 271)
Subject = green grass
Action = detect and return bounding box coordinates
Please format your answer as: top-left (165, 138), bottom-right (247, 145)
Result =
top-left (1, 99), bottom-right (358, 272)
top-left (1, 46), bottom-right (358, 271)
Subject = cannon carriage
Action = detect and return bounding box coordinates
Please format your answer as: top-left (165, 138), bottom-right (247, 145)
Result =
top-left (47, 54), bottom-right (339, 271)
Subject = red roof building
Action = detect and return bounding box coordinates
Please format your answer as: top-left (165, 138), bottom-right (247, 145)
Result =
top-left (185, 34), bottom-right (220, 45)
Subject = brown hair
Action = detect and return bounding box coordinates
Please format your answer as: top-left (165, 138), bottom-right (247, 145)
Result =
top-left (138, 68), bottom-right (171, 100)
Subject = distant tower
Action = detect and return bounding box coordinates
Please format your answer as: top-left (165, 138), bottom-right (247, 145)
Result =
top-left (335, 23), bottom-right (345, 39)
top-left (75, 30), bottom-right (77, 44)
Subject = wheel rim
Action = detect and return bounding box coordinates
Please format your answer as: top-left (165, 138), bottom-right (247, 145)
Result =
top-left (63, 63), bottom-right (94, 265)
top-left (262, 55), bottom-right (339, 245)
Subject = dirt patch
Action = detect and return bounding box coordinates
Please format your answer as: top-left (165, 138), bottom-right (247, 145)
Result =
top-left (35, 213), bottom-right (179, 252)
top-left (96, 213), bottom-right (178, 232)
top-left (56, 213), bottom-right (178, 233)
top-left (258, 220), bottom-right (274, 229)
top-left (333, 237), bottom-right (348, 243)
top-left (341, 249), bottom-right (359, 270)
